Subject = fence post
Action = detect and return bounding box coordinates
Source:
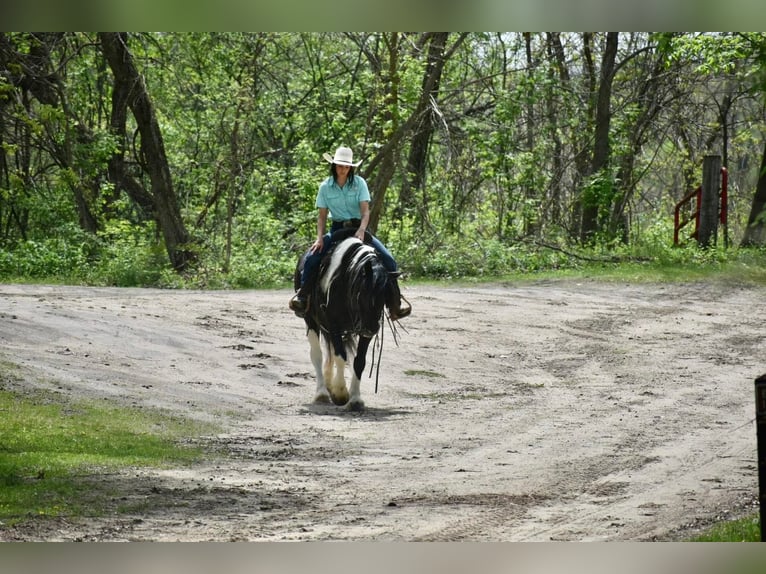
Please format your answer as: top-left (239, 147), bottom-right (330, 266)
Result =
top-left (755, 374), bottom-right (766, 541)
top-left (698, 154), bottom-right (721, 247)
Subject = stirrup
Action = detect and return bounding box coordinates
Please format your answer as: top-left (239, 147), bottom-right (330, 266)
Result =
top-left (388, 294), bottom-right (411, 321)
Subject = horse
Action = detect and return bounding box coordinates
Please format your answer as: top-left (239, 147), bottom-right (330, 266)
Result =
top-left (294, 229), bottom-right (390, 411)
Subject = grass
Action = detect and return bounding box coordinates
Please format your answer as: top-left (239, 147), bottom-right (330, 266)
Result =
top-left (689, 514), bottom-right (761, 542)
top-left (0, 386), bottom-right (216, 526)
top-left (515, 260), bottom-right (766, 289)
top-left (571, 255), bottom-right (766, 286)
top-left (398, 252), bottom-right (766, 296)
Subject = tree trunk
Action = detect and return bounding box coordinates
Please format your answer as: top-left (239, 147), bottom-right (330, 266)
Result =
top-left (523, 32), bottom-right (539, 237)
top-left (581, 32), bottom-right (618, 242)
top-left (563, 32), bottom-right (596, 239)
top-left (99, 32), bottom-right (194, 272)
top-left (367, 33), bottom-right (466, 234)
top-left (545, 33), bottom-right (565, 227)
top-left (367, 33), bottom-right (401, 234)
top-left (399, 32), bottom-right (449, 213)
top-left (103, 49), bottom-right (155, 217)
top-left (698, 155), bottom-right (722, 248)
top-left (741, 139), bottom-right (766, 247)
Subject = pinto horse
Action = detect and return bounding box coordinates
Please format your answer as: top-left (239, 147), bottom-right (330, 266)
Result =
top-left (294, 229), bottom-right (390, 411)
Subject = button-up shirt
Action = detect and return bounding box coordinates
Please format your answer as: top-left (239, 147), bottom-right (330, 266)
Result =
top-left (316, 175), bottom-right (371, 221)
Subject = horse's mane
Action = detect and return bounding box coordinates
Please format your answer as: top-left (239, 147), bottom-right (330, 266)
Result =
top-left (323, 237), bottom-right (387, 305)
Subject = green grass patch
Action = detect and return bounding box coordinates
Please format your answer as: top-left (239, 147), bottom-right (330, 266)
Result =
top-left (689, 513), bottom-right (761, 542)
top-left (397, 247), bottom-right (766, 292)
top-left (488, 247), bottom-right (766, 286)
top-left (0, 387), bottom-right (216, 526)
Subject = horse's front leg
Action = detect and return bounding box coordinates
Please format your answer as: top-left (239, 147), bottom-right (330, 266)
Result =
top-left (347, 336), bottom-right (372, 411)
top-left (326, 333), bottom-right (350, 405)
top-left (308, 329), bottom-right (330, 404)
top-left (328, 354), bottom-right (350, 405)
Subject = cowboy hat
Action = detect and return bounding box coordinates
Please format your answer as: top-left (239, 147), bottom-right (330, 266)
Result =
top-left (322, 146), bottom-right (362, 167)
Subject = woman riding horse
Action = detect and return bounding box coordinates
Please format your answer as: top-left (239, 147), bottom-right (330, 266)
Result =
top-left (289, 146), bottom-right (410, 321)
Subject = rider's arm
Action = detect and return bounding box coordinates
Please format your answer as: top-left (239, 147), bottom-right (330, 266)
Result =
top-left (317, 208), bottom-right (328, 239)
top-left (312, 208), bottom-right (329, 253)
top-left (356, 201), bottom-right (370, 241)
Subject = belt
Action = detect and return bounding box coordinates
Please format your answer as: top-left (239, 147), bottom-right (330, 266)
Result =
top-left (333, 219), bottom-right (361, 230)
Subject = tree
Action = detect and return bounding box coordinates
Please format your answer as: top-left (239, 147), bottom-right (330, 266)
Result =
top-left (741, 34), bottom-right (766, 246)
top-left (742, 141), bottom-right (766, 246)
top-left (607, 34), bottom-right (674, 240)
top-left (99, 32), bottom-right (195, 271)
top-left (365, 33), bottom-right (466, 234)
top-left (580, 32), bottom-right (619, 242)
top-left (399, 32), bottom-right (450, 213)
top-left (3, 32), bottom-right (766, 284)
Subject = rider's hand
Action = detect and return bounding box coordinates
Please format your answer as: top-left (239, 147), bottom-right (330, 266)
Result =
top-left (310, 236), bottom-right (324, 254)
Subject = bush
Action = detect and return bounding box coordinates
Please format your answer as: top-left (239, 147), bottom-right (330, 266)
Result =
top-left (390, 229), bottom-right (575, 279)
top-left (0, 235), bottom-right (91, 280)
top-left (4, 207), bottom-right (766, 289)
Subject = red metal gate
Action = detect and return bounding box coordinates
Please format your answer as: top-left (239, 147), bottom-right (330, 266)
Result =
top-left (673, 167), bottom-right (728, 246)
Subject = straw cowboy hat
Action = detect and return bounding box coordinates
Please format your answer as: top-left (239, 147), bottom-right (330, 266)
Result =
top-left (322, 146), bottom-right (362, 167)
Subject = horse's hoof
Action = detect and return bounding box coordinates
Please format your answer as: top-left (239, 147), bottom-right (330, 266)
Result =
top-left (313, 392), bottom-right (331, 404)
top-left (330, 392), bottom-right (349, 406)
top-left (345, 399), bottom-right (365, 412)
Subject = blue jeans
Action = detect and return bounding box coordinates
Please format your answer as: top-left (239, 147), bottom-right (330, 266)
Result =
top-left (300, 226), bottom-right (397, 286)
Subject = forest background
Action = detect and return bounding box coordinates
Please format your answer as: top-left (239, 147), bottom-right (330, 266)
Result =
top-left (2, 32), bottom-right (766, 288)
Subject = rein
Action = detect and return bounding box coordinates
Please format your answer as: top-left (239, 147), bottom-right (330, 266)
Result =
top-left (369, 304), bottom-right (409, 393)
top-left (370, 323), bottom-right (382, 394)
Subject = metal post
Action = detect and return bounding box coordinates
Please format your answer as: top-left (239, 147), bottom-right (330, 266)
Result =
top-left (755, 374), bottom-right (766, 541)
top-left (698, 155), bottom-right (721, 247)
top-left (720, 167), bottom-right (729, 249)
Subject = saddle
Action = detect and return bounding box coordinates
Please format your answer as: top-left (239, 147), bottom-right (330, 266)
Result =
top-left (329, 227), bottom-right (374, 245)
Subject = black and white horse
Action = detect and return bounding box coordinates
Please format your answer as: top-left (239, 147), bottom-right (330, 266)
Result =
top-left (295, 230), bottom-right (390, 411)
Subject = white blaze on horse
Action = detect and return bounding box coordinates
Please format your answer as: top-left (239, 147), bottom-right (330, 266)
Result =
top-left (295, 231), bottom-right (391, 411)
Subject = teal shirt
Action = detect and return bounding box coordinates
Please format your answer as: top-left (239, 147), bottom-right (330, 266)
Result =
top-left (316, 175), bottom-right (371, 221)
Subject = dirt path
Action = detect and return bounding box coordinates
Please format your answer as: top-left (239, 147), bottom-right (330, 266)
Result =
top-left (0, 280), bottom-right (762, 541)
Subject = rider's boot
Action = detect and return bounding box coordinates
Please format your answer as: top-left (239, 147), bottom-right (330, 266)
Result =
top-left (289, 282), bottom-right (312, 317)
top-left (386, 272), bottom-right (411, 321)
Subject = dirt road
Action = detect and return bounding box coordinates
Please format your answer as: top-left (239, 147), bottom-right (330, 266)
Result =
top-left (0, 279), bottom-right (762, 541)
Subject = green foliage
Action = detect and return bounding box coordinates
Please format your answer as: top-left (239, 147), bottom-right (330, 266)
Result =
top-left (2, 32), bottom-right (766, 288)
top-left (384, 215), bottom-right (575, 280)
top-left (4, 199), bottom-right (766, 288)
top-left (667, 33), bottom-right (752, 76)
top-left (0, 228), bottom-right (93, 279)
top-left (581, 169), bottom-right (618, 219)
top-left (399, 235), bottom-right (570, 279)
top-left (689, 513), bottom-right (760, 542)
top-left (89, 226), bottom-right (172, 287)
top-left (0, 218), bottom-right (175, 287)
